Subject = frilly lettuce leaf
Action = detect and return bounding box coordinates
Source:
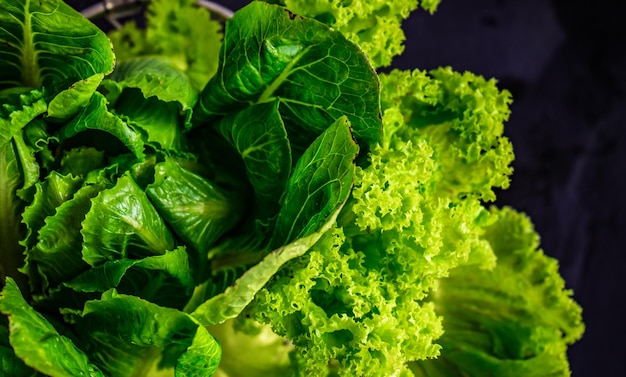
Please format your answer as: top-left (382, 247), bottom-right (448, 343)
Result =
top-left (243, 67), bottom-right (515, 376)
top-left (0, 278), bottom-right (104, 377)
top-left (379, 67), bottom-right (514, 202)
top-left (409, 207), bottom-right (585, 377)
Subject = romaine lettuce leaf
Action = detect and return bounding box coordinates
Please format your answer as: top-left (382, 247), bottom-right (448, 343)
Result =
top-left (213, 100), bottom-right (291, 223)
top-left (65, 289), bottom-right (220, 377)
top-left (0, 278), bottom-right (104, 377)
top-left (0, 0), bottom-right (114, 96)
top-left (81, 173), bottom-right (175, 266)
top-left (194, 1), bottom-right (382, 149)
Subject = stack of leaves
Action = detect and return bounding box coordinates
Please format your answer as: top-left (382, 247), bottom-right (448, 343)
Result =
top-left (0, 0), bottom-right (583, 376)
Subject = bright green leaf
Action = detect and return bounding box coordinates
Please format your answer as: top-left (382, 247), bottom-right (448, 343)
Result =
top-left (0, 278), bottom-right (104, 377)
top-left (81, 173), bottom-right (175, 266)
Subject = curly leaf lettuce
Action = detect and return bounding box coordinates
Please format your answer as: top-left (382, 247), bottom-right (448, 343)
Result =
top-left (409, 207), bottom-right (585, 377)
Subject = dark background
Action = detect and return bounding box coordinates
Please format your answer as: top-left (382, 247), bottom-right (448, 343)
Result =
top-left (73, 1), bottom-right (625, 375)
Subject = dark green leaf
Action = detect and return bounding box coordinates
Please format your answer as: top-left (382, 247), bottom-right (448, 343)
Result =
top-left (146, 158), bottom-right (243, 277)
top-left (0, 278), bottom-right (104, 377)
top-left (56, 92), bottom-right (145, 159)
top-left (0, 141), bottom-right (28, 291)
top-left (0, 88), bottom-right (47, 147)
top-left (0, 0), bottom-right (114, 95)
top-left (63, 247), bottom-right (194, 310)
top-left (67, 289), bottom-right (221, 377)
top-left (24, 183), bottom-right (104, 291)
top-left (103, 57), bottom-right (198, 116)
top-left (112, 89), bottom-right (186, 152)
top-left (214, 100), bottom-right (291, 222)
top-left (194, 2), bottom-right (382, 147)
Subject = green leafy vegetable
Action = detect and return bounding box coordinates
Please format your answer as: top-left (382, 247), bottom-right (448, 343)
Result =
top-left (65, 289), bottom-right (220, 377)
top-left (0, 0), bottom-right (114, 95)
top-left (194, 1), bottom-right (382, 149)
top-left (0, 0), bottom-right (583, 376)
top-left (0, 278), bottom-right (104, 377)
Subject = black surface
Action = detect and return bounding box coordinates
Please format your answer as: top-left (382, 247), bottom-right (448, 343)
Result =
top-left (72, 1), bottom-right (625, 375)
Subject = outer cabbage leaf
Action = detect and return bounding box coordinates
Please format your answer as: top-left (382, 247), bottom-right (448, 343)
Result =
top-left (81, 173), bottom-right (175, 266)
top-left (66, 289), bottom-right (220, 377)
top-left (194, 1), bottom-right (382, 148)
top-left (409, 207), bottom-right (585, 377)
top-left (273, 0), bottom-right (440, 68)
top-left (0, 278), bottom-right (104, 377)
top-left (0, 0), bottom-right (114, 95)
top-left (107, 0), bottom-right (222, 91)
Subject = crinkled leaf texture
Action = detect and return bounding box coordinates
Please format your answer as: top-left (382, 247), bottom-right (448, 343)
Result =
top-left (0, 278), bottom-right (104, 376)
top-left (194, 1), bottom-right (382, 149)
top-left (243, 67), bottom-right (517, 376)
top-left (409, 207), bottom-right (585, 377)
